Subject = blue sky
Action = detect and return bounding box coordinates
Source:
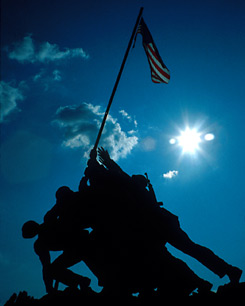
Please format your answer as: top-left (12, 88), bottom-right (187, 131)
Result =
top-left (1, 0), bottom-right (245, 302)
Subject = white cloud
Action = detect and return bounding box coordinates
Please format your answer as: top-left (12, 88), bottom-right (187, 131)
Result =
top-left (163, 170), bottom-right (179, 179)
top-left (119, 109), bottom-right (138, 128)
top-left (53, 103), bottom-right (138, 160)
top-left (8, 35), bottom-right (35, 62)
top-left (128, 129), bottom-right (137, 135)
top-left (0, 81), bottom-right (25, 122)
top-left (119, 109), bottom-right (131, 121)
top-left (7, 34), bottom-right (89, 63)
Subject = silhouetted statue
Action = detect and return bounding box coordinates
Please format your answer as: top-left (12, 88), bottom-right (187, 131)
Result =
top-left (22, 184), bottom-right (124, 296)
top-left (44, 186), bottom-right (94, 229)
top-left (22, 217), bottom-right (91, 293)
top-left (78, 149), bottom-right (204, 296)
top-left (22, 147), bottom-right (242, 299)
top-left (95, 147), bottom-right (242, 295)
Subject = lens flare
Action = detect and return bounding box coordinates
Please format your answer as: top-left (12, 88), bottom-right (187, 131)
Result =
top-left (204, 133), bottom-right (215, 141)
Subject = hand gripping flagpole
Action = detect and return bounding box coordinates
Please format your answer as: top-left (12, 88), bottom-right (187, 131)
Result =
top-left (93, 7), bottom-right (144, 151)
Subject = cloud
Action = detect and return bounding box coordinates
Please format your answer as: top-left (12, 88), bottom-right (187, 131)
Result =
top-left (33, 69), bottom-right (45, 82)
top-left (53, 103), bottom-right (138, 160)
top-left (53, 70), bottom-right (62, 81)
top-left (0, 81), bottom-right (25, 122)
top-left (119, 109), bottom-right (131, 121)
top-left (7, 34), bottom-right (89, 63)
top-left (119, 109), bottom-right (138, 128)
top-left (33, 69), bottom-right (62, 90)
top-left (163, 170), bottom-right (179, 179)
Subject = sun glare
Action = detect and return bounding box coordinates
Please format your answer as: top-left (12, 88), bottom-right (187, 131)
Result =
top-left (169, 123), bottom-right (215, 157)
top-left (177, 127), bottom-right (201, 154)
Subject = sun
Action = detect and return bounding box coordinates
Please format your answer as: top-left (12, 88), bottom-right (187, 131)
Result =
top-left (169, 122), bottom-right (215, 157)
top-left (177, 127), bottom-right (201, 154)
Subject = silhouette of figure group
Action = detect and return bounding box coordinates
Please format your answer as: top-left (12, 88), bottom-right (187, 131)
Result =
top-left (22, 147), bottom-right (242, 298)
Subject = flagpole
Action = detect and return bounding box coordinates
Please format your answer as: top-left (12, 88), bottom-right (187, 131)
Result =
top-left (93, 7), bottom-right (144, 150)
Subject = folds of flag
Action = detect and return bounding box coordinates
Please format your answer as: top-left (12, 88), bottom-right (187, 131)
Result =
top-left (136, 18), bottom-right (170, 84)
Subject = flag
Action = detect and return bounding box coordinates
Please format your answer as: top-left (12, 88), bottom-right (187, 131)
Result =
top-left (135, 18), bottom-right (170, 84)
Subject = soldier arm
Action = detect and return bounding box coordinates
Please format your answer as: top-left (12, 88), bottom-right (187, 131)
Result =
top-left (34, 239), bottom-right (53, 293)
top-left (79, 176), bottom-right (89, 192)
top-left (98, 147), bottom-right (130, 179)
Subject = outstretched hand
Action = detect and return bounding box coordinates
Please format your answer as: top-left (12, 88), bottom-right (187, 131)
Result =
top-left (98, 147), bottom-right (111, 167)
top-left (89, 148), bottom-right (97, 160)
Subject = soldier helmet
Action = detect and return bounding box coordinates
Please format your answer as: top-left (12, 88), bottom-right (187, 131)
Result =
top-left (22, 220), bottom-right (39, 238)
top-left (55, 186), bottom-right (73, 201)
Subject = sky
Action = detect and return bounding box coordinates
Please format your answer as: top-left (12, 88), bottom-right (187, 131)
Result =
top-left (1, 0), bottom-right (245, 303)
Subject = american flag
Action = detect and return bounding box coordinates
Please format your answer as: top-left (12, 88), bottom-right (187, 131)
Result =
top-left (136, 18), bottom-right (170, 84)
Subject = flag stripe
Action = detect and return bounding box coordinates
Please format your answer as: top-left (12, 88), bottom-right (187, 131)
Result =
top-left (136, 18), bottom-right (170, 84)
top-left (152, 71), bottom-right (163, 83)
top-left (148, 56), bottom-right (170, 83)
top-left (146, 45), bottom-right (170, 83)
top-left (151, 69), bottom-right (164, 83)
top-left (151, 70), bottom-right (163, 83)
top-left (147, 50), bottom-right (170, 82)
top-left (147, 52), bottom-right (170, 83)
top-left (147, 43), bottom-right (170, 79)
top-left (152, 76), bottom-right (162, 83)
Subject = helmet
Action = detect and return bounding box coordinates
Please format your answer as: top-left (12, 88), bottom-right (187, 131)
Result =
top-left (55, 186), bottom-right (73, 201)
top-left (22, 220), bottom-right (39, 238)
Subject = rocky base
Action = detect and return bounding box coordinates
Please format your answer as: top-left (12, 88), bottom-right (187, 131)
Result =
top-left (4, 283), bottom-right (245, 306)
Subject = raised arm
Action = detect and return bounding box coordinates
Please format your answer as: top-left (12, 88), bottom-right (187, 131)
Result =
top-left (98, 147), bottom-right (130, 179)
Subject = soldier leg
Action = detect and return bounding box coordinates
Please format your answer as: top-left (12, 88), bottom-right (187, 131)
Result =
top-left (51, 251), bottom-right (91, 290)
top-left (147, 247), bottom-right (212, 297)
top-left (168, 226), bottom-right (242, 282)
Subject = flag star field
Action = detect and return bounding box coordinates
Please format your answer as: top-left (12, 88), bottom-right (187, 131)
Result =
top-left (1, 0), bottom-right (245, 302)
